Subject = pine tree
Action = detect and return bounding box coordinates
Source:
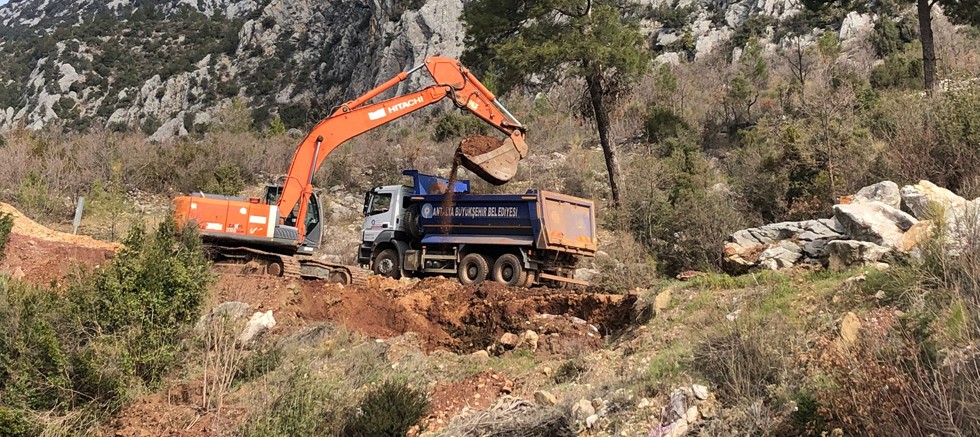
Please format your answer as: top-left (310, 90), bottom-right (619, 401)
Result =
top-left (462, 0), bottom-right (650, 206)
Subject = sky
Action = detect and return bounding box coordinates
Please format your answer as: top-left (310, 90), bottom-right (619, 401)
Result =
top-left (0, 1), bottom-right (7, 6)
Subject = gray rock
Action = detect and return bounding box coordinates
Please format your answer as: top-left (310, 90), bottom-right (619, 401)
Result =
top-left (759, 241), bottom-right (803, 270)
top-left (470, 350), bottom-right (490, 362)
top-left (239, 310), bottom-right (276, 343)
top-left (692, 384), bottom-right (709, 400)
top-left (827, 240), bottom-right (892, 270)
top-left (520, 330), bottom-right (539, 352)
top-left (572, 398), bottom-right (596, 421)
top-left (802, 239), bottom-right (831, 259)
top-left (586, 414), bottom-right (599, 429)
top-left (669, 389), bottom-right (687, 421)
top-left (833, 202), bottom-right (917, 249)
top-left (854, 181), bottom-right (901, 209)
top-left (195, 301), bottom-right (250, 332)
top-left (839, 11), bottom-right (874, 42)
top-left (574, 268), bottom-right (600, 282)
top-left (499, 332), bottom-right (520, 349)
top-left (533, 390), bottom-right (558, 406)
top-left (901, 185), bottom-right (931, 218)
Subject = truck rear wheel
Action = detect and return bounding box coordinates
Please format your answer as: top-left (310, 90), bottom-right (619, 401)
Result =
top-left (373, 249), bottom-right (401, 279)
top-left (458, 253), bottom-right (489, 285)
top-left (492, 253), bottom-right (527, 287)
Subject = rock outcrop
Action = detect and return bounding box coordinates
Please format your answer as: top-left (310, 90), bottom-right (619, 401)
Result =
top-left (0, 0), bottom-right (466, 139)
top-left (725, 180), bottom-right (977, 271)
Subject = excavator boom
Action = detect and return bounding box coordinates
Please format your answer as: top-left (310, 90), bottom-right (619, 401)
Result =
top-left (174, 56), bottom-right (528, 252)
top-left (278, 57), bottom-right (527, 234)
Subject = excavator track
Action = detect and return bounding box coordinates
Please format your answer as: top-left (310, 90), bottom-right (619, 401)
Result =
top-left (207, 245), bottom-right (369, 286)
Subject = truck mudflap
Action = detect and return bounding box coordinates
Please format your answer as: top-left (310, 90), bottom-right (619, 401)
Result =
top-left (538, 272), bottom-right (590, 287)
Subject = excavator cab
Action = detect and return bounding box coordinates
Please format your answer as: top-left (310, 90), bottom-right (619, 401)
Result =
top-left (264, 185), bottom-right (323, 252)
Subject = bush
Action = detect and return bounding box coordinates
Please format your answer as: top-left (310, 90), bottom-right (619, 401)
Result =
top-left (342, 380), bottom-right (429, 437)
top-left (644, 105), bottom-right (691, 145)
top-left (0, 217), bottom-right (212, 434)
top-left (0, 212), bottom-right (12, 261)
top-left (196, 163), bottom-right (246, 196)
top-left (67, 217), bottom-right (212, 385)
top-left (241, 372), bottom-right (346, 437)
top-left (694, 322), bottom-right (785, 401)
top-left (870, 54), bottom-right (923, 90)
top-left (0, 407), bottom-right (39, 437)
top-left (432, 112), bottom-right (490, 142)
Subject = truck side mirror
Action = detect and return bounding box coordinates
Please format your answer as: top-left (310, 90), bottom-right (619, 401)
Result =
top-left (362, 192), bottom-right (371, 216)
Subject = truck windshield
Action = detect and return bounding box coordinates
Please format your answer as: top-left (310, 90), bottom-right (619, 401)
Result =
top-left (367, 193), bottom-right (392, 215)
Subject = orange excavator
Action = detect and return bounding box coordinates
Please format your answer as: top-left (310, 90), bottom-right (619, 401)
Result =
top-left (173, 57), bottom-right (528, 284)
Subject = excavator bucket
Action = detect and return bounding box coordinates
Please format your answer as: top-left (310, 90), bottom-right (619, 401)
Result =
top-left (457, 134), bottom-right (529, 185)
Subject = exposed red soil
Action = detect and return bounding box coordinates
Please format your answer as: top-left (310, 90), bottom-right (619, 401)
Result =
top-left (0, 202), bottom-right (119, 286)
top-left (298, 276), bottom-right (637, 353)
top-left (424, 370), bottom-right (513, 429)
top-left (105, 380), bottom-right (245, 437)
top-left (1, 233), bottom-right (114, 287)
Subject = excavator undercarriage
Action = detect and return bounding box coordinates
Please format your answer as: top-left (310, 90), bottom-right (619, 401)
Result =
top-left (207, 245), bottom-right (370, 286)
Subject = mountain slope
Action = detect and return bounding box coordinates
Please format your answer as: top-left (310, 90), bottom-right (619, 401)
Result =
top-left (0, 0), bottom-right (465, 139)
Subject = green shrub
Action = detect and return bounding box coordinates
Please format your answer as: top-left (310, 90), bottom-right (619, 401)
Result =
top-left (68, 217), bottom-right (212, 385)
top-left (644, 3), bottom-right (697, 29)
top-left (432, 112), bottom-right (490, 142)
top-left (0, 212), bottom-right (12, 261)
top-left (236, 345), bottom-right (285, 384)
top-left (241, 372), bottom-right (345, 437)
top-left (870, 54), bottom-right (923, 89)
top-left (644, 106), bottom-right (691, 145)
top-left (342, 380), bottom-right (429, 437)
top-left (694, 322), bottom-right (784, 400)
top-left (0, 407), bottom-right (39, 437)
top-left (0, 284), bottom-right (73, 411)
top-left (553, 359), bottom-right (587, 384)
top-left (871, 17), bottom-right (915, 57)
top-left (196, 163), bottom-right (246, 196)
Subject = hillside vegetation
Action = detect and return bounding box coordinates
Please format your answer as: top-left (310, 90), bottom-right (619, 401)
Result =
top-left (0, 1), bottom-right (979, 436)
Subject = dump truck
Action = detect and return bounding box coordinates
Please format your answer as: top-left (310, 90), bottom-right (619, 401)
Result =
top-left (358, 170), bottom-right (597, 287)
top-left (172, 57), bottom-right (528, 284)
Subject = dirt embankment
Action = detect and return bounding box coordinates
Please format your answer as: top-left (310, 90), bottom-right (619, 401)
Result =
top-left (300, 276), bottom-right (638, 353)
top-left (210, 272), bottom-right (637, 354)
top-left (1, 202), bottom-right (118, 285)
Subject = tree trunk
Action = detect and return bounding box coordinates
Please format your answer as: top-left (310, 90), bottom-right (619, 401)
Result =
top-left (918, 0), bottom-right (937, 92)
top-left (586, 72), bottom-right (622, 207)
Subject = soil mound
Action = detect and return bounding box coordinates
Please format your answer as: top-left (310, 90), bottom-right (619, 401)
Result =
top-left (1, 234), bottom-right (114, 286)
top-left (0, 203), bottom-right (118, 285)
top-left (0, 202), bottom-right (120, 250)
top-left (298, 277), bottom-right (637, 353)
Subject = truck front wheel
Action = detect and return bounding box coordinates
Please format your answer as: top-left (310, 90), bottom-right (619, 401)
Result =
top-left (458, 253), bottom-right (489, 285)
top-left (373, 249), bottom-right (401, 279)
top-left (492, 254), bottom-right (527, 287)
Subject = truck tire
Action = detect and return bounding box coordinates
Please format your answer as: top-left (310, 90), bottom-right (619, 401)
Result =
top-left (404, 204), bottom-right (423, 239)
top-left (373, 248), bottom-right (401, 279)
top-left (458, 253), bottom-right (489, 285)
top-left (492, 253), bottom-right (527, 287)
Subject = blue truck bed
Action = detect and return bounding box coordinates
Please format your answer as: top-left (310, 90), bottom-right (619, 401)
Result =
top-left (402, 171), bottom-right (597, 256)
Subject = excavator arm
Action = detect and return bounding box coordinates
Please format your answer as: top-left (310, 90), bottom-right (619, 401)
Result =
top-left (277, 57), bottom-right (528, 240)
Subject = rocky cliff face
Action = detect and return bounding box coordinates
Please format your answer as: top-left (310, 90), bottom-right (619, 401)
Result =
top-left (0, 0), bottom-right (465, 138)
top-left (0, 0), bottom-right (872, 138)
